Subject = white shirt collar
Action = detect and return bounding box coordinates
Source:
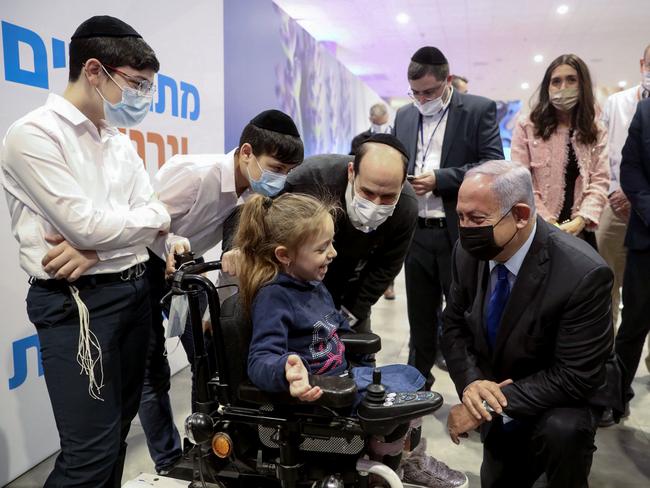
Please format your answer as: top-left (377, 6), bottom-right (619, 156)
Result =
top-left (221, 148), bottom-right (238, 193)
top-left (46, 93), bottom-right (119, 139)
top-left (489, 220), bottom-right (537, 278)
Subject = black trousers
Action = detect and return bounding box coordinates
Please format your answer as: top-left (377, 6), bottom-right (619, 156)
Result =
top-left (140, 252), bottom-right (204, 432)
top-left (27, 276), bottom-right (151, 488)
top-left (615, 248), bottom-right (650, 402)
top-left (480, 406), bottom-right (600, 488)
top-left (137, 252), bottom-right (183, 471)
top-left (404, 225), bottom-right (452, 388)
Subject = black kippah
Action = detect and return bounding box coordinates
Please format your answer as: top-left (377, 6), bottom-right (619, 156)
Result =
top-left (71, 16), bottom-right (142, 40)
top-left (250, 109), bottom-right (300, 137)
top-left (411, 46), bottom-right (448, 65)
top-left (363, 133), bottom-right (410, 161)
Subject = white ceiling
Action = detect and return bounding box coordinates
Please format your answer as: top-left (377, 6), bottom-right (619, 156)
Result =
top-left (273, 0), bottom-right (649, 104)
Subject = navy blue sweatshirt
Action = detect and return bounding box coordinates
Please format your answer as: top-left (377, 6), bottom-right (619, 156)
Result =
top-left (248, 273), bottom-right (351, 393)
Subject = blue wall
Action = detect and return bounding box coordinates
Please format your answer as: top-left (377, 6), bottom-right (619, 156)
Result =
top-left (224, 0), bottom-right (383, 157)
top-left (224, 0), bottom-right (287, 151)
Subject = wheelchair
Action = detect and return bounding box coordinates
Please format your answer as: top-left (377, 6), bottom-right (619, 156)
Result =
top-left (166, 257), bottom-right (444, 488)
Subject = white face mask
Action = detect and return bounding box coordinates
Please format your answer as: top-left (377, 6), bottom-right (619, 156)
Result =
top-left (345, 180), bottom-right (396, 233)
top-left (370, 122), bottom-right (391, 134)
top-left (414, 96), bottom-right (443, 117)
top-left (413, 85), bottom-right (450, 117)
top-left (642, 71), bottom-right (650, 92)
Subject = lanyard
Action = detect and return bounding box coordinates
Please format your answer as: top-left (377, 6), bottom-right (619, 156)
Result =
top-left (418, 105), bottom-right (450, 169)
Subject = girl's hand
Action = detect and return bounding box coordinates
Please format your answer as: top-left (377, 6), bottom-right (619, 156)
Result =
top-left (285, 354), bottom-right (322, 402)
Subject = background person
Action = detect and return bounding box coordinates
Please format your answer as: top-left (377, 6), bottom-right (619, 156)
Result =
top-left (511, 53), bottom-right (610, 249)
top-left (393, 46), bottom-right (503, 389)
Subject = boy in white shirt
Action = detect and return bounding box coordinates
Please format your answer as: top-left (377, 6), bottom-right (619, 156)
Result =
top-left (0, 16), bottom-right (184, 487)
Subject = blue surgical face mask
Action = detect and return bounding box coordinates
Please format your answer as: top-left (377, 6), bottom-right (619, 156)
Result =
top-left (247, 156), bottom-right (287, 197)
top-left (96, 67), bottom-right (152, 127)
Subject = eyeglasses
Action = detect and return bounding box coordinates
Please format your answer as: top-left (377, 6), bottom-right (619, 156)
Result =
top-left (407, 83), bottom-right (446, 101)
top-left (102, 63), bottom-right (157, 97)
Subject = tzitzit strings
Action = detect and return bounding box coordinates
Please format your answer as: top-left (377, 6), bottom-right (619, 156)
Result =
top-left (70, 285), bottom-right (104, 401)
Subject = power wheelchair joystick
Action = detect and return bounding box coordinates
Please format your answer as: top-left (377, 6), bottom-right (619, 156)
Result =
top-left (357, 369), bottom-right (443, 436)
top-left (364, 368), bottom-right (387, 405)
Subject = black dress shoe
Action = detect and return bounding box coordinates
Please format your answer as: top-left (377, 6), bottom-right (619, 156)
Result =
top-left (435, 354), bottom-right (448, 372)
top-left (599, 408), bottom-right (615, 428)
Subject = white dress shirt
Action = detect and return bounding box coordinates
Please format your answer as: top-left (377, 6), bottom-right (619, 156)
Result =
top-left (1, 94), bottom-right (171, 279)
top-left (601, 85), bottom-right (643, 193)
top-left (152, 149), bottom-right (252, 259)
top-left (414, 89), bottom-right (453, 218)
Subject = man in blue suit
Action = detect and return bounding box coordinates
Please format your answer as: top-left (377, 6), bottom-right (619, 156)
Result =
top-left (616, 97), bottom-right (650, 410)
top-left (393, 46), bottom-right (504, 388)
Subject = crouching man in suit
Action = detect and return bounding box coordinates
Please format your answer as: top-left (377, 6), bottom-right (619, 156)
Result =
top-left (442, 160), bottom-right (614, 488)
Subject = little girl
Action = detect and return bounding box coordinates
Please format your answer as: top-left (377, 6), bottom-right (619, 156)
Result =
top-left (236, 192), bottom-right (422, 399)
top-left (235, 193), bottom-right (468, 488)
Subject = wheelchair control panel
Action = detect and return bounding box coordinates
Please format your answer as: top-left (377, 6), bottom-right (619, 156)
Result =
top-left (357, 369), bottom-right (443, 435)
top-left (383, 391), bottom-right (438, 406)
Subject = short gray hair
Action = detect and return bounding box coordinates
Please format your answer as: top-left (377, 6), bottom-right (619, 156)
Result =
top-left (465, 160), bottom-right (536, 215)
top-left (369, 103), bottom-right (388, 118)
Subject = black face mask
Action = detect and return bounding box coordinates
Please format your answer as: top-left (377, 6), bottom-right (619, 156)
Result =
top-left (458, 207), bottom-right (518, 261)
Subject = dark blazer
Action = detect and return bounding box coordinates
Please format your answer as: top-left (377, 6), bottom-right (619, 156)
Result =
top-left (621, 97), bottom-right (650, 251)
top-left (285, 154), bottom-right (418, 321)
top-left (442, 217), bottom-right (617, 421)
top-left (393, 90), bottom-right (504, 241)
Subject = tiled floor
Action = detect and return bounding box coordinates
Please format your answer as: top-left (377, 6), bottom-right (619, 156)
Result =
top-left (6, 271), bottom-right (650, 487)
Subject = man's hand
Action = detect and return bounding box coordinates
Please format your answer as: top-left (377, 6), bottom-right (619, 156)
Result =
top-left (221, 249), bottom-right (242, 277)
top-left (410, 171), bottom-right (436, 196)
top-left (609, 190), bottom-right (631, 222)
top-left (285, 354), bottom-right (322, 402)
top-left (462, 378), bottom-right (513, 421)
top-left (165, 240), bottom-right (192, 279)
top-left (558, 216), bottom-right (586, 236)
top-left (42, 234), bottom-right (99, 282)
top-left (447, 403), bottom-right (483, 445)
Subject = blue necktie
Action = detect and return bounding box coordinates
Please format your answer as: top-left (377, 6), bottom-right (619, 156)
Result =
top-left (487, 264), bottom-right (510, 350)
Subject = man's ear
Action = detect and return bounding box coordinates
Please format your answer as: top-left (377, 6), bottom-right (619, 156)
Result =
top-left (240, 143), bottom-right (254, 159)
top-left (83, 58), bottom-right (103, 86)
top-left (513, 203), bottom-right (532, 227)
top-left (274, 245), bottom-right (292, 266)
top-left (347, 162), bottom-right (355, 182)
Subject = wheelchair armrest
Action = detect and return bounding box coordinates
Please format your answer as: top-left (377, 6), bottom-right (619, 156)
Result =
top-left (238, 375), bottom-right (357, 410)
top-left (339, 332), bottom-right (381, 355)
top-left (308, 374), bottom-right (357, 407)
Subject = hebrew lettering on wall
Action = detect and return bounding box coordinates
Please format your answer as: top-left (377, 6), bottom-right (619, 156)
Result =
top-left (2, 21), bottom-right (202, 122)
top-left (118, 128), bottom-right (189, 169)
top-left (8, 334), bottom-right (44, 390)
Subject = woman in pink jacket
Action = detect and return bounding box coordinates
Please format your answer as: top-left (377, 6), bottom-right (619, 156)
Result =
top-left (511, 54), bottom-right (609, 248)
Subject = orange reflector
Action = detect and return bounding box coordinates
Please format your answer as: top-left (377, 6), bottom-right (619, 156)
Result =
top-left (211, 432), bottom-right (233, 458)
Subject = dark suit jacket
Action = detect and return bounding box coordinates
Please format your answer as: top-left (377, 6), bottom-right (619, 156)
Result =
top-left (442, 217), bottom-right (617, 422)
top-left (284, 154), bottom-right (418, 321)
top-left (622, 98), bottom-right (650, 251)
top-left (393, 90), bottom-right (504, 241)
